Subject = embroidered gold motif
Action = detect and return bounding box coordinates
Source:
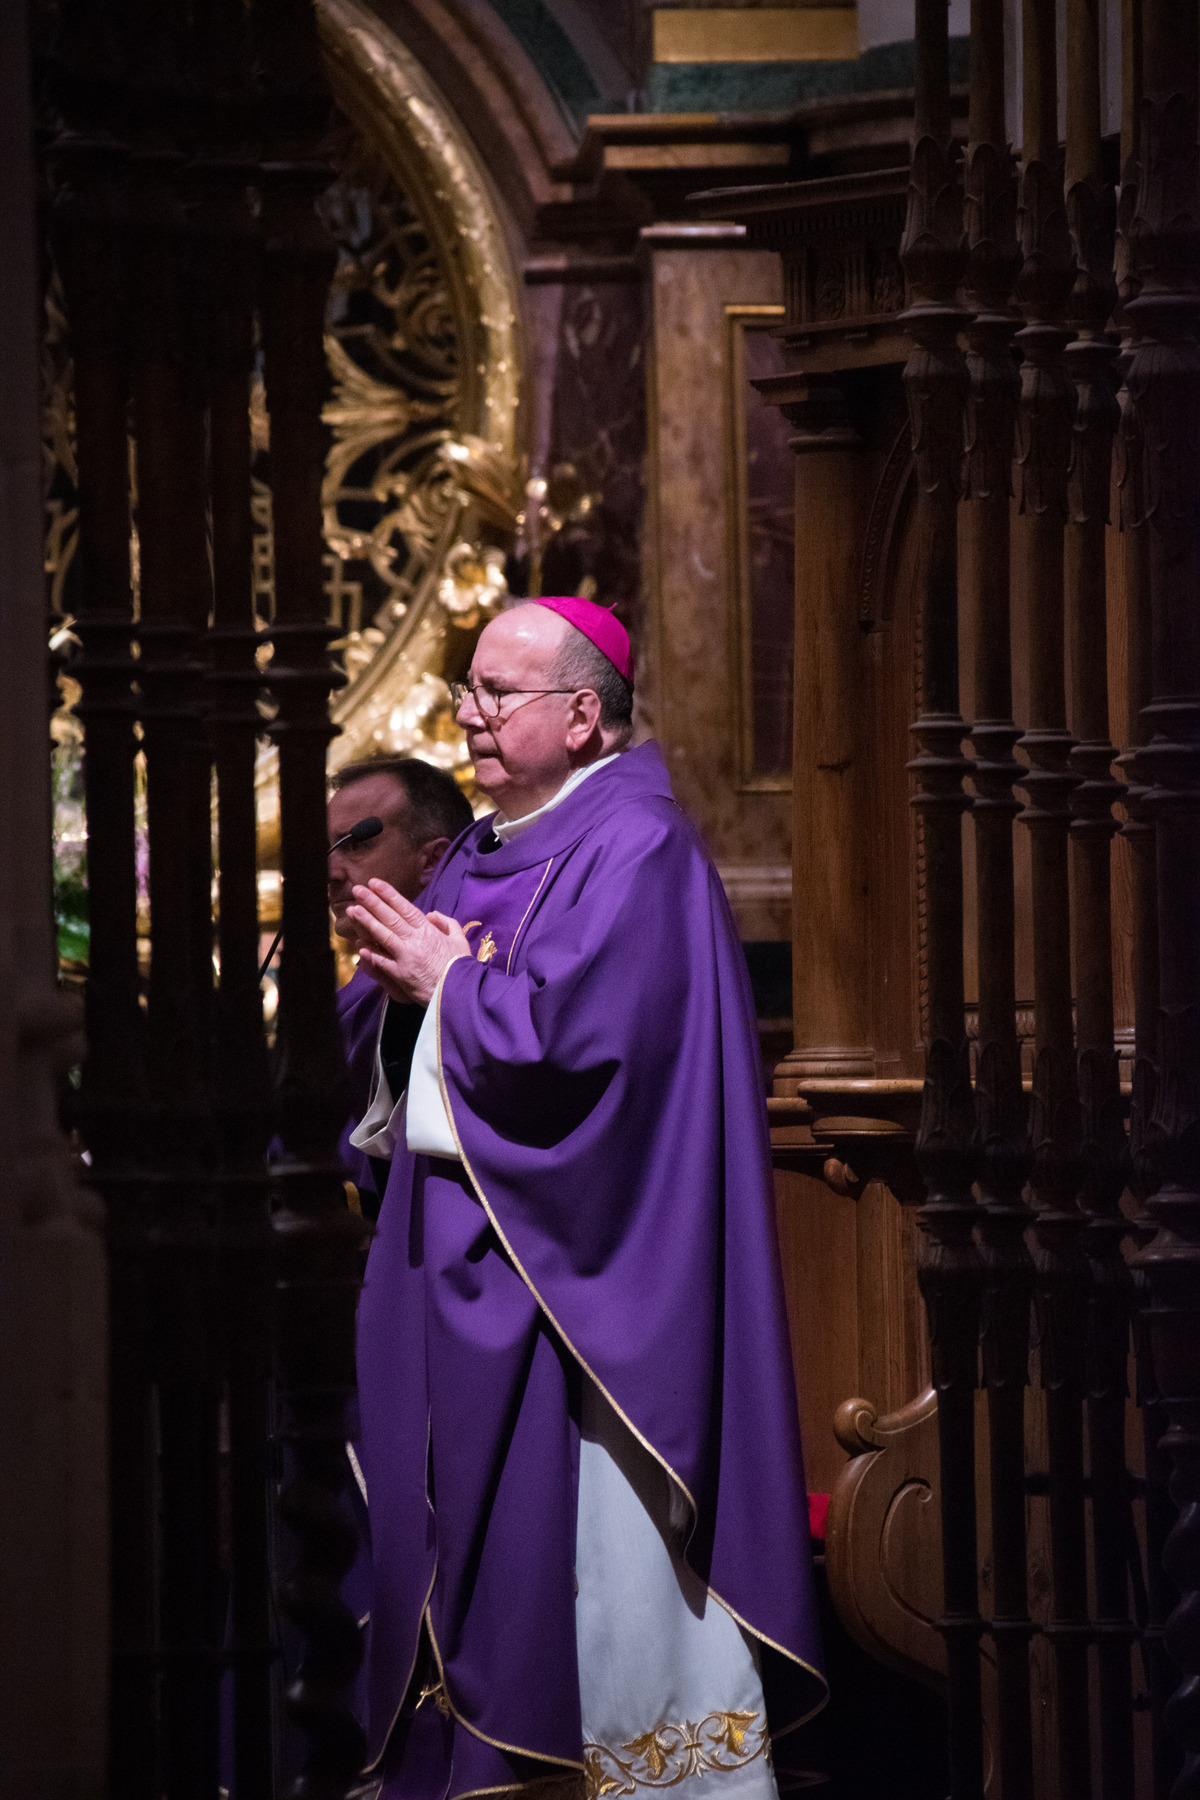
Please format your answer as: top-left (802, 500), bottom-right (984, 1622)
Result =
top-left (417, 1678), bottom-right (452, 1718)
top-left (477, 930), bottom-right (498, 963)
top-left (583, 1710), bottom-right (768, 1797)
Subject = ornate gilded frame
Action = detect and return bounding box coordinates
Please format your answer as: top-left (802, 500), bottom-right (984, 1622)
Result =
top-left (315, 0), bottom-right (523, 769)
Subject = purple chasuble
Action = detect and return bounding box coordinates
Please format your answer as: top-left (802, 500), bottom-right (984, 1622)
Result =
top-left (356, 741), bottom-right (826, 1791)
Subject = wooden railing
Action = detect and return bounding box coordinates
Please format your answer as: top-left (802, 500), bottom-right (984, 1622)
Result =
top-left (44, 1), bottom-right (367, 1788)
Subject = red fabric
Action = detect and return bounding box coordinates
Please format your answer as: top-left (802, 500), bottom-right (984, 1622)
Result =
top-left (530, 595), bottom-right (634, 684)
top-left (807, 1493), bottom-right (829, 1543)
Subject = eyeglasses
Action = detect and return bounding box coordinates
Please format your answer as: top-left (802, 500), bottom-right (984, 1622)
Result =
top-left (449, 681), bottom-right (578, 720)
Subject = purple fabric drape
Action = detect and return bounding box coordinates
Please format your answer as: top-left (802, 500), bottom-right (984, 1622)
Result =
top-left (356, 742), bottom-right (826, 1786)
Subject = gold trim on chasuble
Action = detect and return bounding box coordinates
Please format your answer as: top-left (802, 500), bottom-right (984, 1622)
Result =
top-left (506, 859), bottom-right (555, 974)
top-left (584, 1711), bottom-right (770, 1798)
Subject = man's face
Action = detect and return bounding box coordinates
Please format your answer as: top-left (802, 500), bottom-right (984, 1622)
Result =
top-left (457, 608), bottom-right (596, 817)
top-left (327, 774), bottom-right (447, 947)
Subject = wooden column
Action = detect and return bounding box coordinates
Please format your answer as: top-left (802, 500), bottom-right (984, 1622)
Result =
top-left (126, 87), bottom-right (225, 1790)
top-left (1115, 8), bottom-right (1178, 1787)
top-left (960, 3), bottom-right (1035, 1790)
top-left (196, 14), bottom-right (276, 1779)
top-left (256, 0), bottom-right (368, 1781)
top-left (1126, 4), bottom-right (1200, 1797)
top-left (47, 22), bottom-right (156, 1785)
top-left (1115, 0), bottom-right (1158, 1206)
top-left (0, 2), bottom-right (108, 1785)
top-left (1013, 4), bottom-right (1094, 1793)
top-left (1063, 6), bottom-right (1137, 1795)
top-left (1114, 12), bottom-right (1169, 1729)
top-left (901, 6), bottom-right (983, 1795)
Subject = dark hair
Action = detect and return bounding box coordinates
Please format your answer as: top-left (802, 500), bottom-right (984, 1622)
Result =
top-left (329, 754), bottom-right (475, 845)
top-left (543, 617), bottom-right (634, 747)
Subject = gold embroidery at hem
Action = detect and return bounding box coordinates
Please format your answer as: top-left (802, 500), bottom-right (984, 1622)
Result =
top-left (584, 1711), bottom-right (769, 1797)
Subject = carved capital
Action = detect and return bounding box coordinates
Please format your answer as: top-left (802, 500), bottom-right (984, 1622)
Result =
top-left (1113, 163), bottom-right (1140, 325)
top-left (752, 370), bottom-right (862, 452)
top-left (1114, 357), bottom-right (1145, 533)
top-left (1078, 1039), bottom-right (1128, 1199)
top-left (1015, 156), bottom-right (1076, 323)
top-left (1066, 172), bottom-right (1118, 340)
top-left (1128, 91), bottom-right (1200, 302)
top-left (1124, 333), bottom-right (1200, 530)
top-left (1014, 334), bottom-right (1074, 519)
top-left (963, 315), bottom-right (1018, 503)
top-left (901, 135), bottom-right (968, 306)
top-left (1066, 339), bottom-right (1120, 527)
top-left (1124, 94), bottom-right (1200, 528)
top-left (900, 135), bottom-right (969, 501)
top-left (1029, 1041), bottom-right (1084, 1206)
top-left (904, 337), bottom-right (969, 500)
top-left (964, 139), bottom-right (1020, 316)
top-left (914, 1034), bottom-right (978, 1205)
top-left (1013, 152), bottom-right (1076, 516)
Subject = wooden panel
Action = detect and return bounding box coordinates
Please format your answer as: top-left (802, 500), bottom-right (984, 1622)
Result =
top-left (773, 1166), bottom-right (860, 1495)
top-left (854, 1179), bottom-right (929, 1412)
top-left (773, 1165), bottom-right (929, 1495)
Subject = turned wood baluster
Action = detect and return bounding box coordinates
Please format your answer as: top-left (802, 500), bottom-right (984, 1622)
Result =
top-left (1013, 3), bottom-right (1093, 1796)
top-left (1063, 6), bottom-right (1137, 1795)
top-left (195, 5), bottom-right (276, 1779)
top-left (255, 0), bottom-right (368, 1787)
top-left (125, 13), bottom-right (226, 1778)
top-left (1114, 0), bottom-right (1160, 1211)
top-left (1114, 15), bottom-right (1177, 1786)
top-left (960, 5), bottom-right (1036, 1792)
top-left (901, 7), bottom-right (984, 1795)
top-left (47, 56), bottom-right (154, 1792)
top-left (1126, 5), bottom-right (1200, 1798)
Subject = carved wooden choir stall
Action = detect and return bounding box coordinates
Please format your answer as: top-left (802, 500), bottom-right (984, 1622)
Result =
top-left (699, 1), bottom-right (1200, 1797)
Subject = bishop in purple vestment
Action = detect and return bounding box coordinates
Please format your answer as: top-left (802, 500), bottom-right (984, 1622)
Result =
top-left (347, 600), bottom-right (826, 1800)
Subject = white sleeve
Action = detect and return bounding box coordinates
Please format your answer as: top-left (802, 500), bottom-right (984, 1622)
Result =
top-left (348, 1038), bottom-right (407, 1159)
top-left (405, 975), bottom-right (461, 1160)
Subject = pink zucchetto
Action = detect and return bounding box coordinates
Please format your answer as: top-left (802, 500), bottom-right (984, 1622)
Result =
top-left (529, 595), bottom-right (634, 686)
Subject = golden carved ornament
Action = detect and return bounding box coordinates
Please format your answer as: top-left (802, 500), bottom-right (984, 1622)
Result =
top-left (315, 0), bottom-right (522, 779)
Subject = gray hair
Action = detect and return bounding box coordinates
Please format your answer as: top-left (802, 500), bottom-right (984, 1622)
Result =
top-left (521, 607), bottom-right (634, 747)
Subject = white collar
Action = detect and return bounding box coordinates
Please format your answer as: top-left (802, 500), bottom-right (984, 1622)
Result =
top-left (491, 752), bottom-right (622, 844)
